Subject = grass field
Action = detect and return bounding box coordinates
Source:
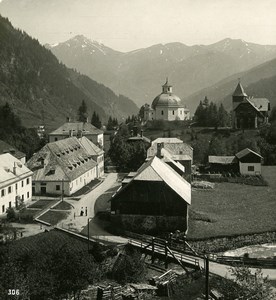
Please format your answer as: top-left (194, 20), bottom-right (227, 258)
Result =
top-left (38, 210), bottom-right (69, 226)
top-left (27, 199), bottom-right (58, 209)
top-left (188, 166), bottom-right (276, 239)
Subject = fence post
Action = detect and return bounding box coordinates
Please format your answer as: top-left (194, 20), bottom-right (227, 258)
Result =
top-left (151, 237), bottom-right (155, 264)
top-left (165, 241), bottom-right (168, 269)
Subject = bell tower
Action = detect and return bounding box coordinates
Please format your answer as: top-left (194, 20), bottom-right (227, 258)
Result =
top-left (232, 79), bottom-right (247, 111)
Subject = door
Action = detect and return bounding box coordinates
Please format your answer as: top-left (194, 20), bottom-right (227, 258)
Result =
top-left (41, 187), bottom-right (46, 195)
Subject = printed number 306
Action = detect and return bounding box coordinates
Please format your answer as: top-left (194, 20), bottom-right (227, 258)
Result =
top-left (8, 289), bottom-right (20, 295)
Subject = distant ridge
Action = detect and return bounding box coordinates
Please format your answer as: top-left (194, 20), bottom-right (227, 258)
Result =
top-left (48, 35), bottom-right (276, 109)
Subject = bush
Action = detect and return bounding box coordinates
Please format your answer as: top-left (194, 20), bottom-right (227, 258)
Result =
top-left (6, 208), bottom-right (16, 221)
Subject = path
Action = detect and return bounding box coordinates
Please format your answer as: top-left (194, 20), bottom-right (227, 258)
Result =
top-left (59, 173), bottom-right (124, 243)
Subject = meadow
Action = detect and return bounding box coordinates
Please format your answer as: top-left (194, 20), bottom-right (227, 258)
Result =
top-left (188, 166), bottom-right (276, 239)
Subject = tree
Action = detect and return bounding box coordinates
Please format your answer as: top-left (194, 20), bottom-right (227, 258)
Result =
top-left (215, 266), bottom-right (275, 300)
top-left (91, 111), bottom-right (102, 129)
top-left (78, 100), bottom-right (88, 122)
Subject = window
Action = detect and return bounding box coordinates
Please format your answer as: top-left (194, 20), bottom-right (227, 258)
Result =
top-left (8, 186), bottom-right (12, 194)
top-left (2, 205), bottom-right (5, 213)
top-left (22, 180), bottom-right (24, 187)
top-left (27, 192), bottom-right (30, 198)
top-left (22, 194), bottom-right (24, 201)
top-left (27, 178), bottom-right (30, 185)
top-left (56, 185), bottom-right (60, 191)
top-left (55, 138), bottom-right (58, 141)
top-left (172, 110), bottom-right (175, 115)
top-left (248, 166), bottom-right (254, 172)
top-left (1, 189), bottom-right (5, 197)
top-left (9, 202), bottom-right (11, 208)
top-left (161, 110), bottom-right (164, 115)
top-left (16, 183), bottom-right (18, 190)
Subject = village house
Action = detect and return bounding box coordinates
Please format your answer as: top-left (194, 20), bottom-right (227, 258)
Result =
top-left (111, 156), bottom-right (191, 234)
top-left (0, 140), bottom-right (26, 164)
top-left (49, 118), bottom-right (104, 147)
top-left (27, 137), bottom-right (103, 196)
top-left (143, 79), bottom-right (190, 122)
top-left (232, 82), bottom-right (270, 129)
top-left (208, 148), bottom-right (263, 175)
top-left (236, 148), bottom-right (263, 175)
top-left (147, 138), bottom-right (193, 180)
top-left (127, 127), bottom-right (151, 145)
top-left (0, 153), bottom-right (33, 214)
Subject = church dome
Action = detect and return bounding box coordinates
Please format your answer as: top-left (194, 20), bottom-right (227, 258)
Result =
top-left (152, 93), bottom-right (182, 109)
top-left (151, 79), bottom-right (183, 109)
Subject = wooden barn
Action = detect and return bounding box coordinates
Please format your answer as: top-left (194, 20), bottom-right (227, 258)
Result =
top-left (236, 148), bottom-right (263, 175)
top-left (111, 156), bottom-right (191, 234)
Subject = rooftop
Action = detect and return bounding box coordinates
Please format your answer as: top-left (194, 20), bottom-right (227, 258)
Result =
top-left (0, 153), bottom-right (32, 187)
top-left (78, 136), bottom-right (104, 156)
top-left (235, 148), bottom-right (263, 159)
top-left (133, 156), bottom-right (191, 204)
top-left (27, 137), bottom-right (98, 182)
top-left (49, 122), bottom-right (103, 136)
top-left (208, 156), bottom-right (237, 164)
top-left (0, 140), bottom-right (25, 160)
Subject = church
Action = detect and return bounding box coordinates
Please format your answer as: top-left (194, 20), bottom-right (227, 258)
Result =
top-left (143, 79), bottom-right (190, 122)
top-left (232, 82), bottom-right (270, 129)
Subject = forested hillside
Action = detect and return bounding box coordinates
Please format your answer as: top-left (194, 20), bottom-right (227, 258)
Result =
top-left (0, 15), bottom-right (138, 128)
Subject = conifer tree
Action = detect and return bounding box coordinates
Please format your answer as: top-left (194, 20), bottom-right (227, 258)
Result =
top-left (78, 100), bottom-right (88, 122)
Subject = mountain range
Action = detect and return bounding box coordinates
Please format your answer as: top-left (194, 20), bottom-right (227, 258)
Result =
top-left (0, 16), bottom-right (138, 129)
top-left (47, 35), bottom-right (276, 110)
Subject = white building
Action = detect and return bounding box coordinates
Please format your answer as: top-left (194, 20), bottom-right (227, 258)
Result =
top-left (78, 136), bottom-right (105, 178)
top-left (236, 148), bottom-right (263, 175)
top-left (143, 79), bottom-right (190, 122)
top-left (0, 153), bottom-right (33, 214)
top-left (49, 119), bottom-right (104, 147)
top-left (27, 137), bottom-right (103, 196)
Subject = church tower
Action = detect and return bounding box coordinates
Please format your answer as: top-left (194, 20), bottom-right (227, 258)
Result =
top-left (232, 80), bottom-right (248, 111)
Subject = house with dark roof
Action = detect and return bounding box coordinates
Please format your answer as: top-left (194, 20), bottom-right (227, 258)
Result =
top-left (110, 156), bottom-right (191, 234)
top-left (0, 140), bottom-right (26, 164)
top-left (208, 148), bottom-right (263, 175)
top-left (27, 137), bottom-right (101, 196)
top-left (232, 82), bottom-right (270, 129)
top-left (49, 119), bottom-right (104, 147)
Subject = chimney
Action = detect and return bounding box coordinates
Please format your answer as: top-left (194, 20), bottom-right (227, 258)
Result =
top-left (13, 162), bottom-right (17, 175)
top-left (85, 117), bottom-right (89, 123)
top-left (140, 130), bottom-right (143, 137)
top-left (133, 126), bottom-right (138, 136)
top-left (69, 130), bottom-right (73, 137)
top-left (157, 143), bottom-right (164, 158)
top-left (66, 116), bottom-right (71, 122)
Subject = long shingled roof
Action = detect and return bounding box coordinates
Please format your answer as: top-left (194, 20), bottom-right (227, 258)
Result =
top-left (27, 137), bottom-right (97, 182)
top-left (113, 156), bottom-right (191, 205)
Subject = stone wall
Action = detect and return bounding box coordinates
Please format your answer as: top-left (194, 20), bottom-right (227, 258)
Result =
top-left (111, 214), bottom-right (187, 234)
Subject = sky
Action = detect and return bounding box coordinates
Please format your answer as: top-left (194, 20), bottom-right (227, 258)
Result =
top-left (0, 0), bottom-right (276, 52)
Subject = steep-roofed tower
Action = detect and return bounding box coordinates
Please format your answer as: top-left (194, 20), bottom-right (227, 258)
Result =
top-left (232, 81), bottom-right (248, 111)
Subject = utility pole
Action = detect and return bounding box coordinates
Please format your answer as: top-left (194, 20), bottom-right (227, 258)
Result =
top-left (61, 179), bottom-right (64, 201)
top-left (205, 256), bottom-right (209, 300)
